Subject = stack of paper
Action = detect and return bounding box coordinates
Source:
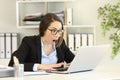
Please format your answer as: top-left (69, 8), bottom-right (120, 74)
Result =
top-left (0, 65), bottom-right (14, 77)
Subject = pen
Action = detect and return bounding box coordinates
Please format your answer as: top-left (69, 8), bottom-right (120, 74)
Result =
top-left (13, 56), bottom-right (19, 65)
top-left (63, 61), bottom-right (66, 68)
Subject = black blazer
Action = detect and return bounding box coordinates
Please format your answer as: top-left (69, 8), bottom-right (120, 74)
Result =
top-left (8, 35), bottom-right (75, 71)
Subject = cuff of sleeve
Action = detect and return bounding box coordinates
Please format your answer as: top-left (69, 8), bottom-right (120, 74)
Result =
top-left (33, 64), bottom-right (39, 72)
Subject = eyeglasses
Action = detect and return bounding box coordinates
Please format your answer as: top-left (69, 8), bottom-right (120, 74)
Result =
top-left (48, 28), bottom-right (64, 35)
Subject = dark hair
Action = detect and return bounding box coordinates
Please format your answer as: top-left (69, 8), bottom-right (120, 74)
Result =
top-left (39, 13), bottom-right (64, 47)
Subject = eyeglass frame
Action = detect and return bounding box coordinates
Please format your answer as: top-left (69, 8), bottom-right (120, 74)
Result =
top-left (47, 28), bottom-right (64, 35)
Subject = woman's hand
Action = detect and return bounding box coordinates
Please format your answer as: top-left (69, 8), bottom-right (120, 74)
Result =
top-left (66, 63), bottom-right (70, 67)
top-left (38, 62), bottom-right (64, 70)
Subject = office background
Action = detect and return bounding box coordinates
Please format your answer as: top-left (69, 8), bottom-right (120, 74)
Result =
top-left (0, 0), bottom-right (120, 64)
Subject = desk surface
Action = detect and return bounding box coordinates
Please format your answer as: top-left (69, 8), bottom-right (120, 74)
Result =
top-left (1, 64), bottom-right (120, 80)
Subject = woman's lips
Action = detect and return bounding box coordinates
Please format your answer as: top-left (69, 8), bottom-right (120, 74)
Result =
top-left (53, 40), bottom-right (58, 43)
top-left (53, 40), bottom-right (56, 42)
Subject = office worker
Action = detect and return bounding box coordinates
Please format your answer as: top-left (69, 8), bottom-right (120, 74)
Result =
top-left (8, 13), bottom-right (75, 71)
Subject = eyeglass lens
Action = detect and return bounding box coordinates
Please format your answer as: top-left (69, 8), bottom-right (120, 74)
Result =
top-left (48, 29), bottom-right (63, 35)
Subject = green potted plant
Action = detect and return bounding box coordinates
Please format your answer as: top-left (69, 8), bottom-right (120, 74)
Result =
top-left (98, 1), bottom-right (120, 59)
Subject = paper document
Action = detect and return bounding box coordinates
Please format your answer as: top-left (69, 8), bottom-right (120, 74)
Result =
top-left (0, 65), bottom-right (10, 69)
top-left (24, 71), bottom-right (49, 76)
top-left (101, 77), bottom-right (120, 80)
top-left (0, 65), bottom-right (14, 77)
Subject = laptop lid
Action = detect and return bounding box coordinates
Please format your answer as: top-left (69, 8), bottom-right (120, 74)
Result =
top-left (46, 44), bottom-right (110, 74)
top-left (67, 44), bottom-right (110, 73)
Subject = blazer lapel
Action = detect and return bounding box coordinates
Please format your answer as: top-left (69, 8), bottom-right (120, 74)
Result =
top-left (56, 47), bottom-right (64, 63)
top-left (36, 36), bottom-right (41, 63)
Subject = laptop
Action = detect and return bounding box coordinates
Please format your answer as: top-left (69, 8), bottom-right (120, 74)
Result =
top-left (46, 44), bottom-right (110, 74)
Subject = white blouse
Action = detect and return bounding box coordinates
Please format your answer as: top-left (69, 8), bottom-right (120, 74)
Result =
top-left (33, 40), bottom-right (58, 71)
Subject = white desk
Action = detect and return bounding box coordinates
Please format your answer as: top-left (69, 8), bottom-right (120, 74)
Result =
top-left (0, 64), bottom-right (120, 80)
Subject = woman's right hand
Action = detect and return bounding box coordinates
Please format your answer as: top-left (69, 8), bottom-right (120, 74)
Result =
top-left (38, 62), bottom-right (64, 70)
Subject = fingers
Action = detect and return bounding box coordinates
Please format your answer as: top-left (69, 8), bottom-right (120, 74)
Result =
top-left (50, 62), bottom-right (64, 68)
top-left (56, 62), bottom-right (64, 66)
top-left (38, 63), bottom-right (63, 70)
top-left (38, 62), bottom-right (65, 70)
top-left (66, 63), bottom-right (70, 67)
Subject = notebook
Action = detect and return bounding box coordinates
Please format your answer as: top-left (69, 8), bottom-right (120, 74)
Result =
top-left (46, 44), bottom-right (110, 74)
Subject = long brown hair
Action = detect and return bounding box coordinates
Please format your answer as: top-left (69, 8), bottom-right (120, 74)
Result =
top-left (39, 13), bottom-right (64, 47)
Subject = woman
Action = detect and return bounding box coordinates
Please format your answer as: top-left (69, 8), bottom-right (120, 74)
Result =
top-left (8, 13), bottom-right (75, 71)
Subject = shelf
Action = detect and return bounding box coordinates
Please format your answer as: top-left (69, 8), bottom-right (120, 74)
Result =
top-left (16, 1), bottom-right (66, 28)
top-left (64, 25), bottom-right (94, 34)
top-left (17, 0), bottom-right (75, 2)
top-left (64, 25), bottom-right (96, 52)
top-left (17, 25), bottom-right (39, 28)
top-left (65, 25), bottom-right (95, 28)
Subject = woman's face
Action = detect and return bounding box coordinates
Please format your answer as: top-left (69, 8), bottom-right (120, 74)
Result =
top-left (44, 21), bottom-right (63, 44)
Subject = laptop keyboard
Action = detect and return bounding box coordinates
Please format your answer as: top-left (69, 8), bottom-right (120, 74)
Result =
top-left (46, 67), bottom-right (68, 73)
top-left (55, 67), bottom-right (68, 71)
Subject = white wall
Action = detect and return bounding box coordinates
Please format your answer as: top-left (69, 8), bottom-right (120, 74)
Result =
top-left (0, 0), bottom-right (39, 40)
top-left (0, 0), bottom-right (120, 65)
